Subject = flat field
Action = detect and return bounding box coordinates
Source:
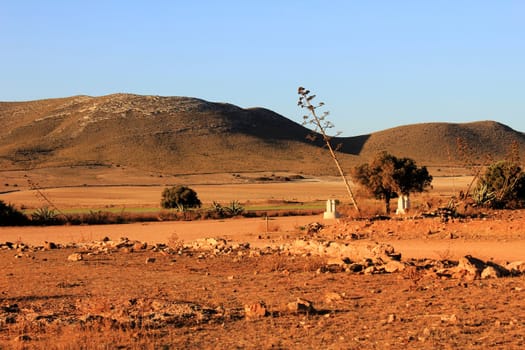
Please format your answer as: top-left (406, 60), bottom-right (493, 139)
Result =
top-left (1, 171), bottom-right (525, 349)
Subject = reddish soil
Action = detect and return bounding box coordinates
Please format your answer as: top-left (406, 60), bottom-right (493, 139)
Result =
top-left (2, 211), bottom-right (525, 349)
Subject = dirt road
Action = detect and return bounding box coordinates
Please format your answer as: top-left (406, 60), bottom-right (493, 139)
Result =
top-left (2, 214), bottom-right (525, 263)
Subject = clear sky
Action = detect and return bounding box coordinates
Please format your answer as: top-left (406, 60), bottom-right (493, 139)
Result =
top-left (1, 1), bottom-right (524, 135)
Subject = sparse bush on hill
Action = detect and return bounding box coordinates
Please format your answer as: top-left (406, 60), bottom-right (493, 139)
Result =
top-left (0, 200), bottom-right (29, 226)
top-left (161, 185), bottom-right (202, 211)
top-left (352, 151), bottom-right (432, 214)
top-left (474, 160), bottom-right (525, 208)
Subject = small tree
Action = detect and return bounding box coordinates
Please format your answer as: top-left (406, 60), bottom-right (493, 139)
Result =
top-left (474, 160), bottom-right (525, 208)
top-left (352, 152), bottom-right (432, 214)
top-left (161, 185), bottom-right (202, 211)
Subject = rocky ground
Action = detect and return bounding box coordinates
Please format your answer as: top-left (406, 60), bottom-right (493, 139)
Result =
top-left (2, 215), bottom-right (525, 349)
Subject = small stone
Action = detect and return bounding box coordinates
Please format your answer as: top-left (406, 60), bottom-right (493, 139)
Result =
top-left (145, 257), bottom-right (156, 264)
top-left (244, 301), bottom-right (268, 319)
top-left (14, 334), bottom-right (31, 342)
top-left (134, 242), bottom-right (148, 250)
top-left (347, 263), bottom-right (364, 273)
top-left (441, 314), bottom-right (458, 323)
top-left (287, 298), bottom-right (316, 314)
top-left (67, 253), bottom-right (83, 262)
top-left (364, 266), bottom-right (376, 274)
top-left (44, 241), bottom-right (57, 250)
top-left (457, 255), bottom-right (485, 277)
top-left (384, 260), bottom-right (406, 273)
top-left (387, 314), bottom-right (396, 323)
top-left (481, 266), bottom-right (499, 279)
top-left (324, 292), bottom-right (343, 304)
top-left (506, 261), bottom-right (525, 274)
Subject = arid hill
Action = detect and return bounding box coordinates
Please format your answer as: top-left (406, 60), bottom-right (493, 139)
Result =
top-left (344, 120), bottom-right (525, 165)
top-left (0, 94), bottom-right (523, 176)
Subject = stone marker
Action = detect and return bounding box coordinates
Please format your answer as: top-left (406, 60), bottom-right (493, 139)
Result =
top-left (396, 195), bottom-right (410, 215)
top-left (323, 199), bottom-right (339, 219)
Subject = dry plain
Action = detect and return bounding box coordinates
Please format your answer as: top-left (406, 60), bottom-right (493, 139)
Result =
top-left (1, 172), bottom-right (525, 349)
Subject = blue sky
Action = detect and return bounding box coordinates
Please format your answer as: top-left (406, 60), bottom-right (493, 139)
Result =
top-left (1, 1), bottom-right (524, 135)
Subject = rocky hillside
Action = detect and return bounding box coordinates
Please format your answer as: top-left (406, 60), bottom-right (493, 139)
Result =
top-left (0, 94), bottom-right (523, 175)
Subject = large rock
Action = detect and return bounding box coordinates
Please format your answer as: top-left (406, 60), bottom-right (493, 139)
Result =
top-left (455, 255), bottom-right (509, 279)
top-left (456, 255), bottom-right (486, 277)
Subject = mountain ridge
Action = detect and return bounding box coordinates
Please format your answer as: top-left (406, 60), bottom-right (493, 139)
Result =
top-left (1, 94), bottom-right (523, 176)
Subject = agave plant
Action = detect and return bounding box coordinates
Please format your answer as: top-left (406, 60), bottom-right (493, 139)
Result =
top-left (210, 201), bottom-right (225, 217)
top-left (31, 206), bottom-right (58, 225)
top-left (224, 200), bottom-right (244, 216)
top-left (472, 183), bottom-right (496, 206)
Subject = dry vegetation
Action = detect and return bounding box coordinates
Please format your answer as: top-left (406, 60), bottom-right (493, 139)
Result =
top-left (2, 173), bottom-right (525, 349)
top-left (2, 211), bottom-right (525, 349)
top-left (2, 93), bottom-right (525, 348)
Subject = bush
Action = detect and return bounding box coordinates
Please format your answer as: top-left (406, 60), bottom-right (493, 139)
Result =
top-left (31, 206), bottom-right (62, 225)
top-left (208, 200), bottom-right (244, 218)
top-left (161, 185), bottom-right (202, 210)
top-left (0, 200), bottom-right (29, 226)
top-left (474, 160), bottom-right (525, 208)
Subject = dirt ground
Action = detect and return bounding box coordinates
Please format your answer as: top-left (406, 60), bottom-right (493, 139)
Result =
top-left (2, 211), bottom-right (525, 349)
top-left (2, 175), bottom-right (525, 349)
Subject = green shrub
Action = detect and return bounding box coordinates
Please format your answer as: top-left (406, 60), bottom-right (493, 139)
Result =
top-left (224, 200), bottom-right (244, 216)
top-left (475, 160), bottom-right (525, 208)
top-left (0, 200), bottom-right (29, 226)
top-left (161, 185), bottom-right (202, 211)
top-left (31, 206), bottom-right (61, 225)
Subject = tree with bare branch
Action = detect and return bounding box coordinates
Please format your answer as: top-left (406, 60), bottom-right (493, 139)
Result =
top-left (297, 87), bottom-right (359, 213)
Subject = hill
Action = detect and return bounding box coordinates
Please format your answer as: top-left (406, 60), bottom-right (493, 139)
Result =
top-left (0, 94), bottom-right (524, 178)
top-left (341, 120), bottom-right (525, 165)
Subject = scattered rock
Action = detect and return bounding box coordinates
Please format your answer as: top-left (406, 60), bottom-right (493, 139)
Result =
top-left (306, 222), bottom-right (324, 235)
top-left (44, 241), bottom-right (57, 250)
top-left (324, 292), bottom-right (343, 304)
top-left (14, 334), bottom-right (31, 342)
top-left (481, 266), bottom-right (499, 279)
top-left (506, 261), bottom-right (525, 274)
top-left (456, 255), bottom-right (486, 277)
top-left (287, 298), bottom-right (316, 314)
top-left (384, 260), bottom-right (406, 273)
top-left (145, 257), bottom-right (156, 264)
top-left (244, 301), bottom-right (268, 319)
top-left (134, 242), bottom-right (148, 250)
top-left (387, 313), bottom-right (396, 323)
top-left (347, 263), bottom-right (364, 273)
top-left (67, 253), bottom-right (83, 262)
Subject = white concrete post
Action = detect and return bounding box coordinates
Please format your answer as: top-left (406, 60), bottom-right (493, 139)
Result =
top-left (323, 199), bottom-right (339, 219)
